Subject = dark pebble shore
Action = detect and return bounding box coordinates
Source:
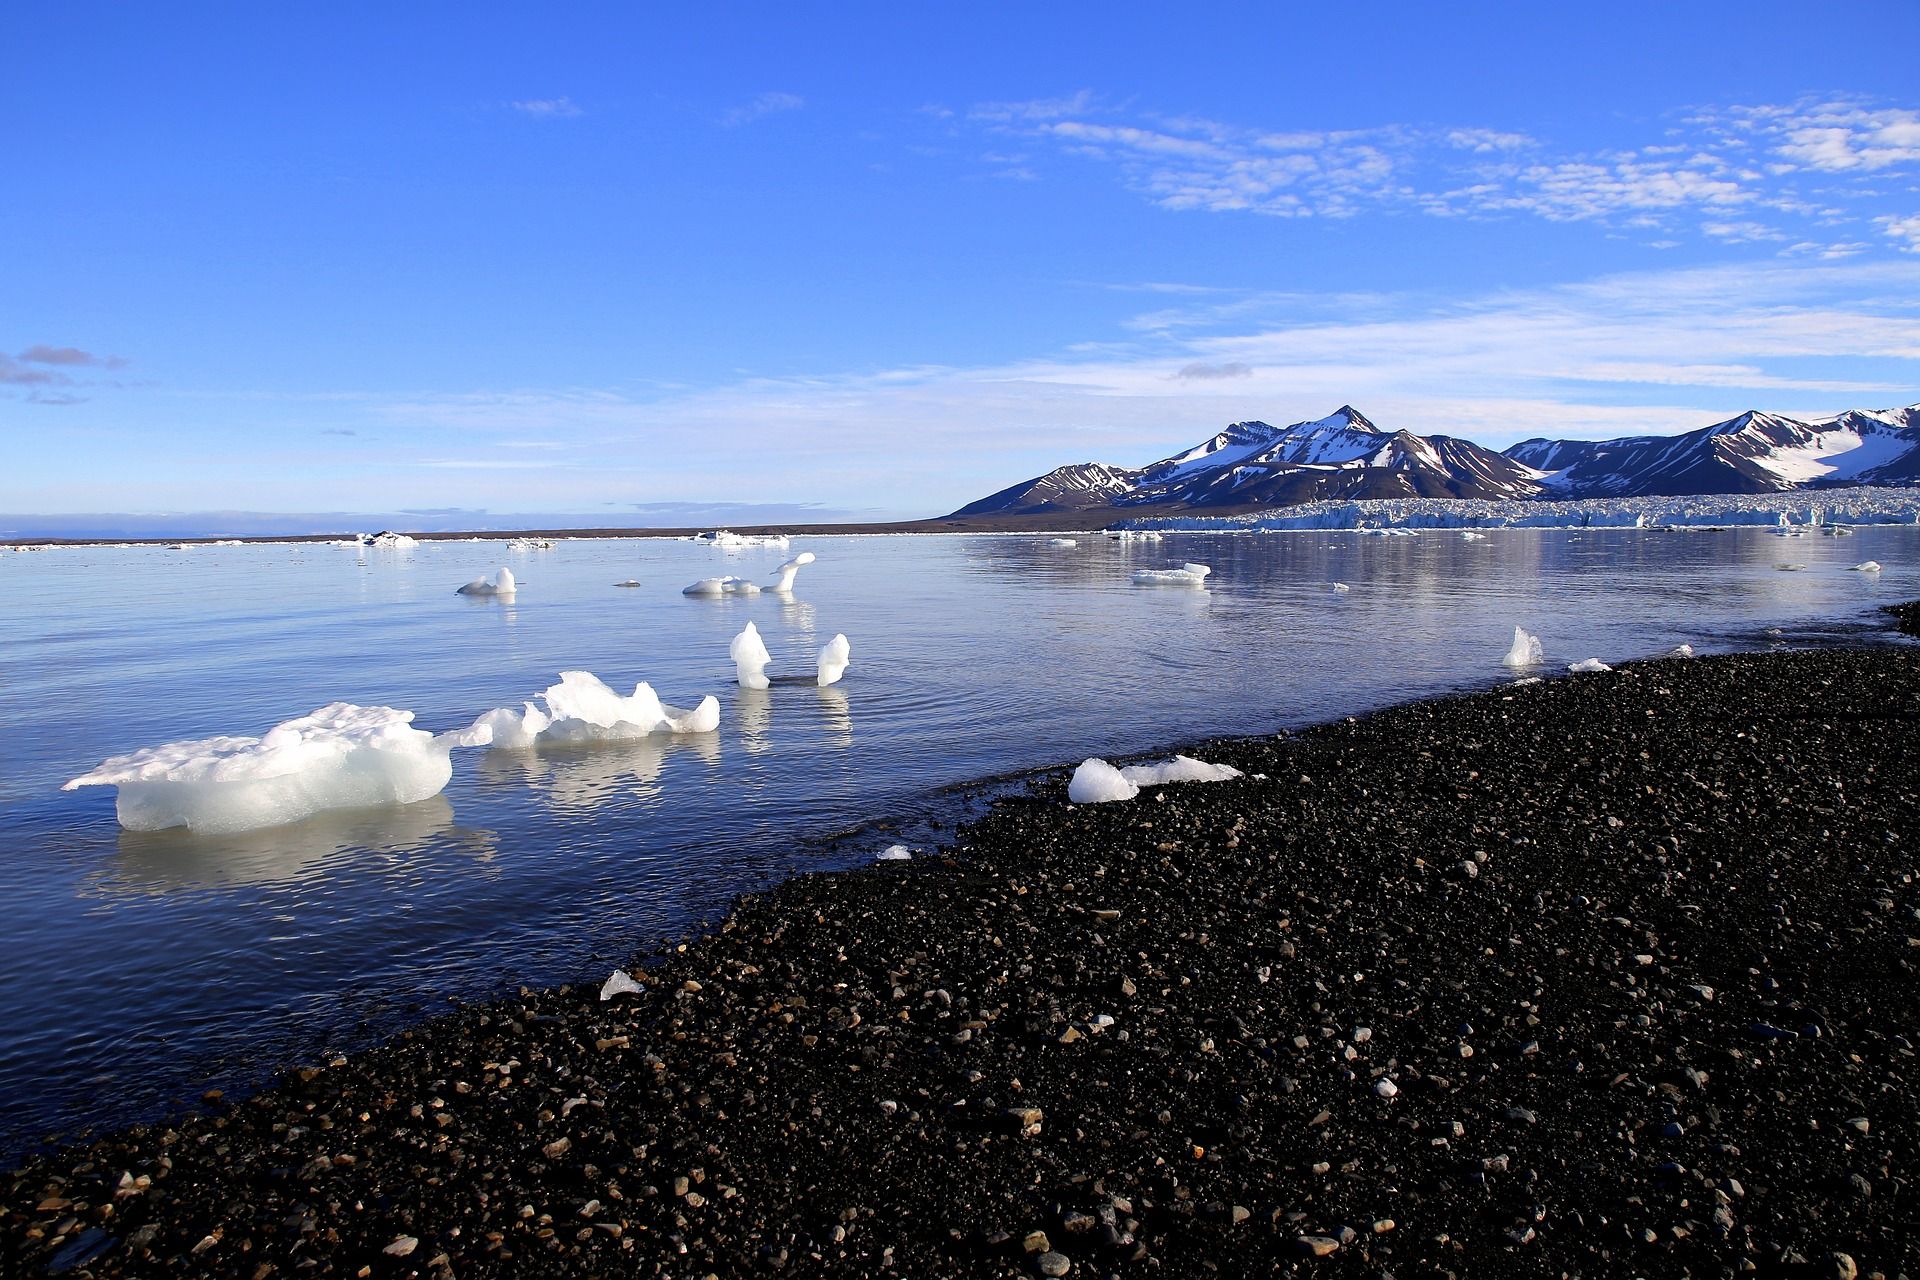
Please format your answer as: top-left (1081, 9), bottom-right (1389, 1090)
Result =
top-left (7, 630), bottom-right (1920, 1279)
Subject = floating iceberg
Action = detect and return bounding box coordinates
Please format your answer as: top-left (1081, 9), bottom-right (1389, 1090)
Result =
top-left (877, 844), bottom-right (912, 861)
top-left (600, 969), bottom-right (644, 1000)
top-left (1048, 538), bottom-right (1078, 548)
top-left (472, 671), bottom-right (719, 749)
top-left (768, 551), bottom-right (816, 593)
top-left (817, 633), bottom-right (851, 686)
top-left (63, 703), bottom-right (491, 834)
top-left (731, 622), bottom-right (773, 689)
top-left (1132, 562), bottom-right (1212, 587)
top-left (1329, 582), bottom-right (1351, 593)
top-left (1851, 560), bottom-right (1883, 572)
top-left (699, 530), bottom-right (789, 550)
top-left (368, 532), bottom-right (419, 549)
top-left (1502, 626), bottom-right (1545, 669)
top-left (683, 575), bottom-right (760, 596)
top-left (457, 567), bottom-right (517, 597)
top-left (1568, 658), bottom-right (1613, 674)
top-left (1069, 754), bottom-right (1243, 803)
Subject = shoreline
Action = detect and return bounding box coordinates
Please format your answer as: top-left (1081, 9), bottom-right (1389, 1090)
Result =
top-left (5, 627), bottom-right (1919, 1276)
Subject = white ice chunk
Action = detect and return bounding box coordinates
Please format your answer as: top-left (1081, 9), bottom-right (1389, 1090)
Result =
top-left (682, 575), bottom-right (761, 596)
top-left (768, 551), bottom-right (816, 592)
top-left (476, 671), bottom-right (719, 749)
top-left (1502, 626), bottom-right (1545, 669)
top-left (731, 622), bottom-right (772, 689)
top-left (701, 530), bottom-right (789, 549)
top-left (613, 579), bottom-right (642, 587)
top-left (1461, 531), bottom-right (1486, 540)
top-left (63, 703), bottom-right (488, 834)
top-left (1119, 755), bottom-right (1244, 786)
top-left (1048, 538), bottom-right (1078, 548)
top-left (1668, 643), bottom-right (1696, 659)
top-left (600, 969), bottom-right (644, 1000)
top-left (1329, 582), bottom-right (1350, 592)
top-left (369, 532), bottom-right (419, 549)
top-left (1851, 560), bottom-right (1883, 572)
top-left (509, 537), bottom-right (555, 550)
top-left (1568, 658), bottom-right (1612, 674)
top-left (1068, 758), bottom-right (1139, 804)
top-left (457, 567), bottom-right (517, 596)
top-left (877, 844), bottom-right (912, 861)
top-left (1131, 562), bottom-right (1212, 586)
top-left (817, 633), bottom-right (851, 686)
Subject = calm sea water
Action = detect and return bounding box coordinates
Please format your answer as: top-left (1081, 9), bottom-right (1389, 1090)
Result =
top-left (2, 528), bottom-right (1914, 1153)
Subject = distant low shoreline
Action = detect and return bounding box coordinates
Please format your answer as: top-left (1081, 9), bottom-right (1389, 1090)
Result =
top-left (5, 609), bottom-right (1917, 1277)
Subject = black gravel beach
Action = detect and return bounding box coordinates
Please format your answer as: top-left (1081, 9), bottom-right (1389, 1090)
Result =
top-left (6, 633), bottom-right (1919, 1280)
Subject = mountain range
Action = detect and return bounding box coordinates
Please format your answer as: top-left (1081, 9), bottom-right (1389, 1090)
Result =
top-left (948, 402), bottom-right (1920, 519)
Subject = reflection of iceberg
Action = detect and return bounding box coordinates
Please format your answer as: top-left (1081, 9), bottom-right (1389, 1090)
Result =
top-left (816, 684), bottom-right (852, 748)
top-left (1502, 626), bottom-right (1545, 669)
top-left (731, 622), bottom-right (772, 689)
top-left (100, 795), bottom-right (470, 892)
top-left (457, 567), bottom-right (516, 596)
top-left (817, 634), bottom-right (851, 686)
top-left (768, 552), bottom-right (816, 592)
top-left (474, 671), bottom-right (719, 749)
top-left (64, 704), bottom-right (491, 834)
top-left (1069, 754), bottom-right (1242, 804)
top-left (478, 732), bottom-right (721, 811)
top-left (1132, 562), bottom-right (1212, 586)
top-left (737, 687), bottom-right (772, 755)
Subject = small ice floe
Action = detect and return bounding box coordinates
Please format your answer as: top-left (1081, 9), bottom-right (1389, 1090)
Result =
top-left (817, 634), bottom-right (851, 687)
top-left (600, 969), bottom-right (644, 1000)
top-left (457, 567), bottom-right (517, 597)
top-left (731, 622), bottom-right (773, 689)
top-left (700, 530), bottom-right (789, 550)
top-left (1512, 676), bottom-right (1543, 686)
top-left (509, 537), bottom-right (555, 551)
top-left (368, 532), bottom-right (419, 549)
top-left (1048, 538), bottom-right (1078, 548)
top-left (1568, 658), bottom-right (1613, 674)
top-left (1329, 582), bottom-right (1351, 593)
top-left (1068, 754), bottom-right (1242, 804)
top-left (1851, 560), bottom-right (1883, 573)
top-left (613, 579), bottom-right (642, 588)
top-left (1502, 626), bottom-right (1545, 669)
top-left (877, 844), bottom-right (912, 861)
top-left (683, 575), bottom-right (760, 596)
top-left (1775, 563), bottom-right (1806, 571)
top-left (767, 551), bottom-right (816, 593)
top-left (64, 703), bottom-right (491, 834)
top-left (1461, 531), bottom-right (1486, 541)
top-left (1132, 562), bottom-right (1212, 587)
top-left (1110, 530), bottom-right (1163, 542)
top-left (1668, 644), bottom-right (1696, 659)
top-left (473, 671), bottom-right (719, 748)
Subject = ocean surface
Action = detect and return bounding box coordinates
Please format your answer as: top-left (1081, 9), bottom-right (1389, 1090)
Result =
top-left (2, 528), bottom-right (1914, 1154)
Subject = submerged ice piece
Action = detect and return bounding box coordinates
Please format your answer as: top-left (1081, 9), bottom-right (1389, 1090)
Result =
top-left (768, 551), bottom-right (817, 592)
top-left (472, 671), bottom-right (720, 749)
top-left (731, 622), bottom-right (773, 689)
top-left (457, 566), bottom-right (517, 596)
top-left (63, 703), bottom-right (492, 834)
top-left (1131, 562), bottom-right (1212, 587)
top-left (817, 633), bottom-right (851, 686)
top-left (1068, 754), bottom-right (1243, 804)
top-left (1502, 626), bottom-right (1545, 669)
top-left (1048, 538), bottom-right (1078, 548)
top-left (683, 575), bottom-right (761, 596)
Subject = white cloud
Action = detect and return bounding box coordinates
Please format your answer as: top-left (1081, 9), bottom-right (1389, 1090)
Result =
top-left (511, 97), bottom-right (582, 119)
top-left (1879, 213), bottom-right (1920, 253)
top-left (721, 92), bottom-right (805, 127)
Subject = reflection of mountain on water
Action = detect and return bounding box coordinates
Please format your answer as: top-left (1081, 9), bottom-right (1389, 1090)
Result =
top-left (477, 734), bottom-right (724, 811)
top-left (97, 796), bottom-right (493, 894)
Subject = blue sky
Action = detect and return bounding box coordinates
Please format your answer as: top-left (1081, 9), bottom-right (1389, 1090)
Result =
top-left (5, 3), bottom-right (1919, 523)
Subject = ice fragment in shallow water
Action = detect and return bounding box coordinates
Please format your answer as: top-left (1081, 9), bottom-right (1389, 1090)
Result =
top-left (817, 633), bottom-right (851, 686)
top-left (1502, 626), bottom-right (1545, 669)
top-left (1668, 643), bottom-right (1696, 658)
top-left (768, 551), bottom-right (816, 592)
top-left (1068, 759), bottom-right (1139, 804)
top-left (877, 844), bottom-right (912, 860)
top-left (474, 671), bottom-right (719, 749)
top-left (731, 622), bottom-right (772, 689)
top-left (1131, 562), bottom-right (1212, 586)
top-left (1851, 560), bottom-right (1882, 572)
top-left (1329, 582), bottom-right (1350, 592)
top-left (457, 566), bottom-right (516, 596)
top-left (1568, 658), bottom-right (1612, 674)
top-left (63, 703), bottom-right (491, 834)
top-left (683, 575), bottom-right (760, 596)
top-left (600, 969), bottom-right (644, 1000)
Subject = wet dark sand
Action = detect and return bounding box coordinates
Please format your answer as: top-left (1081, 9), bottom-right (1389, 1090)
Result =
top-left (5, 632), bottom-right (1918, 1279)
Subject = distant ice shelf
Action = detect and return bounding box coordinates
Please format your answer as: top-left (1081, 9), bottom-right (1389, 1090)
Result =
top-left (1117, 487), bottom-right (1920, 533)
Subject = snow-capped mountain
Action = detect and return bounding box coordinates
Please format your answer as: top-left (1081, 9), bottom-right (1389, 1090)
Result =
top-left (949, 402), bottom-right (1920, 518)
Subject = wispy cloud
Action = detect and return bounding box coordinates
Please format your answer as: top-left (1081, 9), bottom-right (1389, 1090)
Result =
top-left (1172, 360), bottom-right (1253, 380)
top-left (721, 91), bottom-right (804, 127)
top-left (963, 93), bottom-right (1920, 250)
top-left (1880, 213), bottom-right (1920, 253)
top-left (510, 97), bottom-right (583, 119)
top-left (2, 344), bottom-right (128, 401)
